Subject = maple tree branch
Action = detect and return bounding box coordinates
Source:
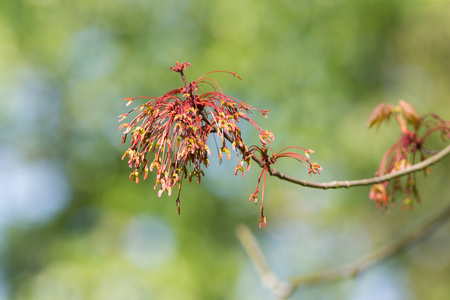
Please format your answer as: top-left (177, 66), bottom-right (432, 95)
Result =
top-left (207, 108), bottom-right (450, 190)
top-left (252, 143), bottom-right (450, 189)
top-left (237, 201), bottom-right (450, 299)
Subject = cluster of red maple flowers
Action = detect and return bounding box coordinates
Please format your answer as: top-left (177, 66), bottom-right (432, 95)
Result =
top-left (119, 62), bottom-right (320, 227)
top-left (367, 100), bottom-right (450, 211)
top-left (119, 62), bottom-right (449, 225)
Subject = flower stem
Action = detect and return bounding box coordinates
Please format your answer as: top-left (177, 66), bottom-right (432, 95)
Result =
top-left (180, 70), bottom-right (188, 90)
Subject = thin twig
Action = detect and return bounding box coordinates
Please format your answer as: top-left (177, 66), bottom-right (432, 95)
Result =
top-left (210, 110), bottom-right (450, 190)
top-left (237, 202), bottom-right (450, 299)
top-left (252, 143), bottom-right (450, 190)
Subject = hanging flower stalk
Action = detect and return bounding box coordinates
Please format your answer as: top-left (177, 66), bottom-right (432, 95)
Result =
top-left (119, 62), bottom-right (273, 214)
top-left (249, 146), bottom-right (321, 228)
top-left (368, 100), bottom-right (450, 211)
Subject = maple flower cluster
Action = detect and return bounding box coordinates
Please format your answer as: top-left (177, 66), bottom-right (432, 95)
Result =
top-left (119, 62), bottom-right (273, 214)
top-left (368, 100), bottom-right (450, 211)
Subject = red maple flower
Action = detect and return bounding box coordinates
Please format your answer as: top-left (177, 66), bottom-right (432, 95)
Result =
top-left (119, 62), bottom-right (322, 227)
top-left (119, 62), bottom-right (272, 214)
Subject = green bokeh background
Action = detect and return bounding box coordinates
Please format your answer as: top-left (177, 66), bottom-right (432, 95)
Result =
top-left (1, 0), bottom-right (449, 299)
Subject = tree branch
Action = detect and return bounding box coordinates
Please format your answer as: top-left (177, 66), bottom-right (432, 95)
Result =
top-left (207, 109), bottom-right (450, 190)
top-left (236, 201), bottom-right (450, 299)
top-left (253, 143), bottom-right (450, 190)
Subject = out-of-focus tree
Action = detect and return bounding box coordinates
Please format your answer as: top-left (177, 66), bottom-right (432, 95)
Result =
top-left (1, 1), bottom-right (449, 299)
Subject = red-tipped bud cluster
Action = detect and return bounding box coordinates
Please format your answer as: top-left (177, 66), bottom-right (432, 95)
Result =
top-left (368, 100), bottom-right (450, 211)
top-left (169, 61), bottom-right (192, 73)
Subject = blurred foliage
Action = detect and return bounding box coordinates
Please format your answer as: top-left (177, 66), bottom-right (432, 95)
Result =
top-left (0, 0), bottom-right (449, 299)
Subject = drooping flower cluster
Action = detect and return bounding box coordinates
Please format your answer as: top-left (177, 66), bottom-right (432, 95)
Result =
top-left (119, 62), bottom-right (273, 214)
top-left (249, 146), bottom-right (321, 228)
top-left (368, 100), bottom-right (450, 211)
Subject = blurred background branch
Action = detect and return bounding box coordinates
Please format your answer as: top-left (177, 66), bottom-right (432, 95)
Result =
top-left (237, 201), bottom-right (450, 299)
